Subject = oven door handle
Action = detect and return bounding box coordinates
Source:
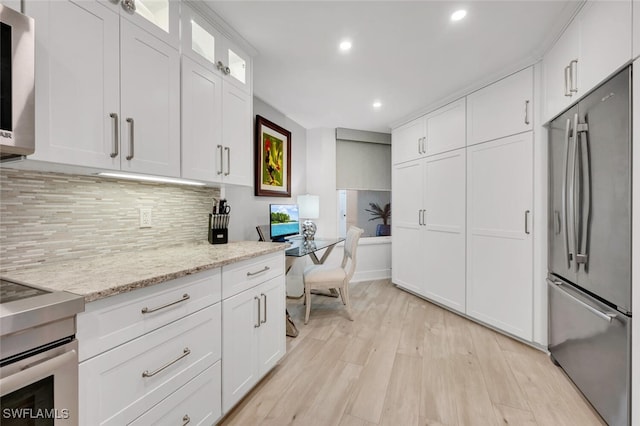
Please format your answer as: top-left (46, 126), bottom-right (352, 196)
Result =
top-left (0, 350), bottom-right (77, 395)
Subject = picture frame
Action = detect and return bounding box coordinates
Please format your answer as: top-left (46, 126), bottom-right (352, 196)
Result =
top-left (254, 115), bottom-right (292, 197)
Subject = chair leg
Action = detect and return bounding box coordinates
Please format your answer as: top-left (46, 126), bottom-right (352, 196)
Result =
top-left (343, 284), bottom-right (353, 321)
top-left (338, 288), bottom-right (346, 305)
top-left (304, 284), bottom-right (311, 324)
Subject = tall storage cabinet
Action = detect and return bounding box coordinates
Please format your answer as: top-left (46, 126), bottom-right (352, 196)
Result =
top-left (392, 65), bottom-right (535, 341)
top-left (466, 133), bottom-right (534, 340)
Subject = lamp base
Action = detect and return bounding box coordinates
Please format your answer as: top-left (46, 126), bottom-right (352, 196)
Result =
top-left (301, 220), bottom-right (317, 240)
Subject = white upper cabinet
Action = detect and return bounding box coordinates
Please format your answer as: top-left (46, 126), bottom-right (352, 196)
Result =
top-left (120, 19), bottom-right (180, 176)
top-left (467, 67), bottom-right (533, 146)
top-left (634, 0), bottom-right (640, 59)
top-left (26, 0), bottom-right (180, 176)
top-left (424, 98), bottom-right (466, 155)
top-left (392, 98), bottom-right (465, 164)
top-left (26, 0), bottom-right (120, 169)
top-left (180, 4), bottom-right (253, 186)
top-left (543, 0), bottom-right (631, 121)
top-left (181, 3), bottom-right (252, 94)
top-left (108, 0), bottom-right (180, 48)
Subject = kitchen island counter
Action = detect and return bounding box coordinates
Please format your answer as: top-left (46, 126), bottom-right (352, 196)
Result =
top-left (1, 241), bottom-right (286, 302)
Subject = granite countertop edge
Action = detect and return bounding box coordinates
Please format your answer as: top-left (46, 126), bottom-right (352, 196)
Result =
top-left (2, 241), bottom-right (287, 303)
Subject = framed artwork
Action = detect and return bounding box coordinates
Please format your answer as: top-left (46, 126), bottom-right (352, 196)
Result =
top-left (255, 115), bottom-right (292, 197)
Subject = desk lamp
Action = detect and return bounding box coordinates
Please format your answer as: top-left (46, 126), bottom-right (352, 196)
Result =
top-left (298, 194), bottom-right (320, 241)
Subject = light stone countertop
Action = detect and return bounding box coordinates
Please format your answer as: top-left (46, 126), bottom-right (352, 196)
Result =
top-left (1, 241), bottom-right (286, 303)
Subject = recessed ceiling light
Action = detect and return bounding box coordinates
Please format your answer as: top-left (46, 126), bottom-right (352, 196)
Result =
top-left (339, 40), bottom-right (352, 52)
top-left (373, 101), bottom-right (382, 109)
top-left (451, 9), bottom-right (467, 21)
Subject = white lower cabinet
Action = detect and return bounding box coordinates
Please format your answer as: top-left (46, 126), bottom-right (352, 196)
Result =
top-left (79, 304), bottom-right (221, 425)
top-left (128, 362), bottom-right (221, 426)
top-left (466, 132), bottom-right (533, 340)
top-left (222, 275), bottom-right (286, 413)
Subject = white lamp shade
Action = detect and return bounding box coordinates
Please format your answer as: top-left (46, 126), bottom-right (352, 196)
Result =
top-left (298, 194), bottom-right (320, 219)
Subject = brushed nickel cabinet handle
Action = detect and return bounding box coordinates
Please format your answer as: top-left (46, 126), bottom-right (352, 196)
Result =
top-left (142, 347), bottom-right (191, 378)
top-left (524, 210), bottom-right (531, 235)
top-left (261, 293), bottom-right (267, 324)
top-left (564, 66), bottom-right (571, 97)
top-left (254, 296), bottom-right (261, 328)
top-left (224, 146), bottom-right (230, 176)
top-left (109, 113), bottom-right (119, 158)
top-left (182, 415), bottom-right (191, 425)
top-left (569, 59), bottom-right (578, 93)
top-left (247, 266), bottom-right (270, 277)
top-left (141, 293), bottom-right (190, 314)
top-left (524, 100), bottom-right (530, 125)
top-left (217, 145), bottom-right (223, 175)
top-left (126, 117), bottom-right (134, 160)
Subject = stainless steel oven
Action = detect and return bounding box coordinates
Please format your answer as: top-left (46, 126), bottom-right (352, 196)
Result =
top-left (0, 278), bottom-right (84, 425)
top-left (0, 4), bottom-right (35, 160)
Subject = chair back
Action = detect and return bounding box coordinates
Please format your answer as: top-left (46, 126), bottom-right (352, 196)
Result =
top-left (342, 226), bottom-right (364, 282)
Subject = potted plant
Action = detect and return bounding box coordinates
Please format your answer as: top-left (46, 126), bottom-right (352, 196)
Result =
top-left (365, 202), bottom-right (391, 236)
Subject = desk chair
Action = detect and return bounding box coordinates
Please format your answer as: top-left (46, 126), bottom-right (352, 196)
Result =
top-left (302, 226), bottom-right (364, 324)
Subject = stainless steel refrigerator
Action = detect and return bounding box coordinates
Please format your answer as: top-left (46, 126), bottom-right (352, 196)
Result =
top-left (548, 65), bottom-right (631, 426)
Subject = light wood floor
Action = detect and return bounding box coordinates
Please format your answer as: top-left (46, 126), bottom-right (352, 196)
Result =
top-left (220, 279), bottom-right (605, 426)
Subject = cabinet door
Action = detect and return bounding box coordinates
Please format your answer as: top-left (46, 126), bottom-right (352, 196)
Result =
top-left (222, 288), bottom-right (259, 413)
top-left (392, 118), bottom-right (424, 164)
top-left (221, 83), bottom-right (252, 186)
top-left (116, 0), bottom-right (180, 48)
top-left (634, 0), bottom-right (640, 59)
top-left (26, 0), bottom-right (120, 169)
top-left (120, 19), bottom-right (180, 177)
top-left (423, 149), bottom-right (466, 313)
top-left (578, 0), bottom-right (632, 96)
top-left (466, 133), bottom-right (533, 341)
top-left (543, 22), bottom-right (579, 121)
top-left (181, 56), bottom-right (223, 182)
top-left (221, 40), bottom-right (252, 94)
top-left (424, 98), bottom-right (465, 155)
top-left (257, 276), bottom-right (286, 376)
top-left (467, 67), bottom-right (533, 145)
top-left (391, 160), bottom-right (424, 294)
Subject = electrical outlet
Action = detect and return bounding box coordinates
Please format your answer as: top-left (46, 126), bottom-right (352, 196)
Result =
top-left (139, 208), bottom-right (152, 228)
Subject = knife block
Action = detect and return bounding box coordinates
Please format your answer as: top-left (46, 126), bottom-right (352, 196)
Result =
top-left (208, 213), bottom-right (229, 244)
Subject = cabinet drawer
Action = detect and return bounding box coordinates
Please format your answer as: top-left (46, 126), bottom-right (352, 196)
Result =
top-left (79, 304), bottom-right (221, 425)
top-left (129, 361), bottom-right (221, 426)
top-left (78, 268), bottom-right (221, 361)
top-left (222, 252), bottom-right (284, 299)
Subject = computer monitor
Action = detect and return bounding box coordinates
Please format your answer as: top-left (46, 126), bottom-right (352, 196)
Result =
top-left (269, 204), bottom-right (299, 242)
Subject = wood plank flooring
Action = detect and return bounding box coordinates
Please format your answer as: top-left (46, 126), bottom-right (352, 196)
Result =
top-left (220, 279), bottom-right (605, 426)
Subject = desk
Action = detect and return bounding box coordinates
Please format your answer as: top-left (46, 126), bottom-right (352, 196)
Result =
top-left (285, 237), bottom-right (344, 266)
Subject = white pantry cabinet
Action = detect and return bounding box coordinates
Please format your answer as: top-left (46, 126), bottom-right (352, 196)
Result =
top-left (466, 132), bottom-right (533, 341)
top-left (180, 4), bottom-right (253, 185)
top-left (543, 0), bottom-right (632, 121)
top-left (466, 67), bottom-right (533, 146)
top-left (392, 149), bottom-right (466, 313)
top-left (392, 98), bottom-right (465, 164)
top-left (26, 0), bottom-right (180, 177)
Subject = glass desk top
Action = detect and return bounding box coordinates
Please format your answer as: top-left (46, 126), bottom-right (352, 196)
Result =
top-left (284, 238), bottom-right (344, 257)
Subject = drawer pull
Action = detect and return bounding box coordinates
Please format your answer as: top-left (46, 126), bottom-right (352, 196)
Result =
top-left (141, 293), bottom-right (190, 314)
top-left (182, 415), bottom-right (191, 425)
top-left (247, 266), bottom-right (270, 277)
top-left (142, 347), bottom-right (191, 378)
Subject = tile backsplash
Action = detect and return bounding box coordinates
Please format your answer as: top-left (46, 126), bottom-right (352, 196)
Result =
top-left (0, 169), bottom-right (219, 271)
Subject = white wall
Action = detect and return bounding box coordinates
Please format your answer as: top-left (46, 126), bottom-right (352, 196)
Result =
top-left (225, 96), bottom-right (307, 242)
top-left (305, 128), bottom-right (338, 238)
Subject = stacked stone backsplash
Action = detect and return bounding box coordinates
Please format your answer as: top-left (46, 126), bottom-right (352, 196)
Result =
top-left (0, 169), bottom-right (220, 272)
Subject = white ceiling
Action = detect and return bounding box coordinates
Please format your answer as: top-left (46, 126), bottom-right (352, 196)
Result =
top-left (206, 1), bottom-right (581, 133)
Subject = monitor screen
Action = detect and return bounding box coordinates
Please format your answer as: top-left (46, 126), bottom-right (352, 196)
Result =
top-left (270, 204), bottom-right (299, 241)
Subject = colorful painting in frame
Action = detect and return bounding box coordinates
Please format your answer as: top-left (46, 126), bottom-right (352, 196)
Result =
top-left (255, 115), bottom-right (292, 197)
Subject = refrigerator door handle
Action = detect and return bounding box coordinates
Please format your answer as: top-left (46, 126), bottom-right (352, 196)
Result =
top-left (547, 279), bottom-right (616, 322)
top-left (571, 113), bottom-right (580, 271)
top-left (576, 120), bottom-right (591, 267)
top-left (562, 118), bottom-right (573, 268)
